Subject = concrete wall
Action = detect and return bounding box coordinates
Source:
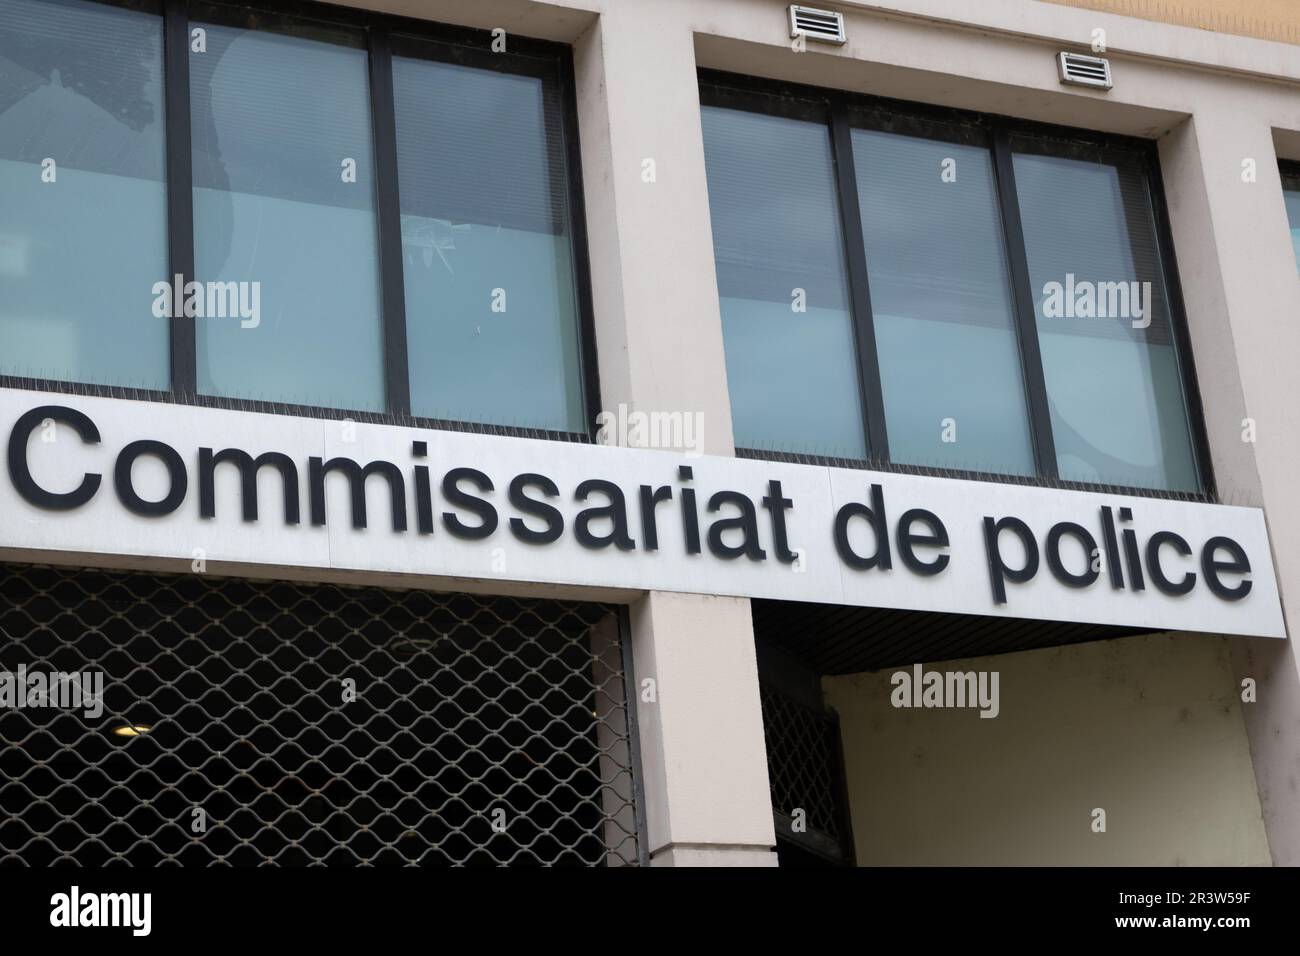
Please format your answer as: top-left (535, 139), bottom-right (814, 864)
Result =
top-left (1042, 0), bottom-right (1300, 45)
top-left (824, 634), bottom-right (1271, 865)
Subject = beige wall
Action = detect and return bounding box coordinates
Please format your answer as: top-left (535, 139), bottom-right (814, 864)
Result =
top-left (825, 634), bottom-right (1270, 865)
top-left (1042, 0), bottom-right (1300, 46)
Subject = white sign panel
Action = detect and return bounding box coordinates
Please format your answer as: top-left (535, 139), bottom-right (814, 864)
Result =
top-left (0, 389), bottom-right (1285, 638)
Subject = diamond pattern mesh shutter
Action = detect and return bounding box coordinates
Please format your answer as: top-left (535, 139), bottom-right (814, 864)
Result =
top-left (0, 563), bottom-right (641, 866)
top-left (759, 681), bottom-right (852, 864)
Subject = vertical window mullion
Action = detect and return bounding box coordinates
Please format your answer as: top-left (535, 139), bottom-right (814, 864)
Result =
top-left (163, 0), bottom-right (196, 397)
top-left (1146, 149), bottom-right (1215, 498)
top-left (367, 24), bottom-right (411, 417)
top-left (991, 126), bottom-right (1057, 479)
top-left (830, 100), bottom-right (890, 462)
top-left (556, 53), bottom-right (604, 441)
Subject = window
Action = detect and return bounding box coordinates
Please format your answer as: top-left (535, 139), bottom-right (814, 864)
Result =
top-left (851, 118), bottom-right (1034, 476)
top-left (0, 0), bottom-right (594, 436)
top-left (701, 105), bottom-right (868, 459)
top-left (1012, 137), bottom-right (1198, 491)
top-left (392, 51), bottom-right (585, 432)
top-left (0, 0), bottom-right (169, 390)
top-left (190, 11), bottom-right (384, 411)
top-left (700, 74), bottom-right (1209, 496)
top-left (1281, 162), bottom-right (1300, 272)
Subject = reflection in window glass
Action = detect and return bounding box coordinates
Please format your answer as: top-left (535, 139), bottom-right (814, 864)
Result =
top-left (190, 19), bottom-right (384, 411)
top-left (853, 128), bottom-right (1033, 475)
top-left (393, 56), bottom-right (584, 432)
top-left (1282, 169), bottom-right (1300, 273)
top-left (0, 0), bottom-right (168, 388)
top-left (701, 106), bottom-right (867, 459)
top-left (1012, 141), bottom-right (1200, 493)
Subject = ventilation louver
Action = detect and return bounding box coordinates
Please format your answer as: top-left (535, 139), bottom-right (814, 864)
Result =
top-left (1057, 51), bottom-right (1113, 90)
top-left (789, 5), bottom-right (847, 45)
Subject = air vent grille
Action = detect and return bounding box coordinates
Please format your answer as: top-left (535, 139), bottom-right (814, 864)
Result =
top-left (1057, 51), bottom-right (1113, 90)
top-left (789, 5), bottom-right (847, 45)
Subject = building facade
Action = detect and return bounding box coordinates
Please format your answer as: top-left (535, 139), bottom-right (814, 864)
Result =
top-left (1, 0), bottom-right (1299, 866)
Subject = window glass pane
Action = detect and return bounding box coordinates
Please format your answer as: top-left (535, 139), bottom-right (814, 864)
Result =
top-left (190, 17), bottom-right (384, 411)
top-left (0, 0), bottom-right (168, 388)
top-left (1012, 139), bottom-right (1200, 493)
top-left (1281, 169), bottom-right (1300, 273)
top-left (393, 55), bottom-right (584, 432)
top-left (701, 105), bottom-right (867, 459)
top-left (852, 127), bottom-right (1034, 475)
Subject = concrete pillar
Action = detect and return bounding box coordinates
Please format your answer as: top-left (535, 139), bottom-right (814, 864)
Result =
top-left (572, 3), bottom-right (735, 454)
top-left (1159, 108), bottom-right (1300, 864)
top-left (629, 591), bottom-right (777, 865)
top-left (572, 5), bottom-right (777, 864)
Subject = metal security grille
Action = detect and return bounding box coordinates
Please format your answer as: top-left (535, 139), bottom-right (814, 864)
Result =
top-left (759, 681), bottom-right (851, 865)
top-left (0, 563), bottom-right (642, 866)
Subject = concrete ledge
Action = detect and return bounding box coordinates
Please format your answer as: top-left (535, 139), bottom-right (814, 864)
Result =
top-left (650, 844), bottom-right (779, 867)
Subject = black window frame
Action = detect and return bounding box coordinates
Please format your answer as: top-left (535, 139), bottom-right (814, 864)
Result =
top-left (0, 0), bottom-right (602, 444)
top-left (1280, 158), bottom-right (1300, 260)
top-left (1281, 159), bottom-right (1300, 190)
top-left (700, 69), bottom-right (1215, 502)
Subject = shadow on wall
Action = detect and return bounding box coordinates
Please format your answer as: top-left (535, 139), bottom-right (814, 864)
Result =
top-left (822, 631), bottom-right (1269, 866)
